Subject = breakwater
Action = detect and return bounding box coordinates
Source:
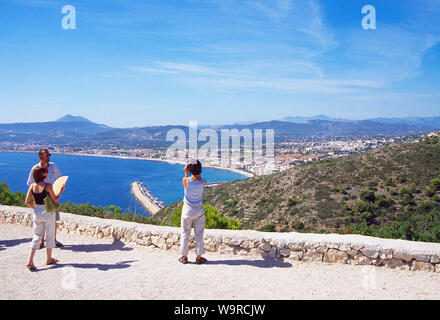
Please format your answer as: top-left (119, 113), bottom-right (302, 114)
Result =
top-left (130, 181), bottom-right (164, 215)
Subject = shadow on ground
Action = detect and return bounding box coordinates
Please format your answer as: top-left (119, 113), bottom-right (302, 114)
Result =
top-left (45, 260), bottom-right (138, 272)
top-left (202, 257), bottom-right (292, 268)
top-left (59, 239), bottom-right (133, 253)
top-left (0, 238), bottom-right (32, 251)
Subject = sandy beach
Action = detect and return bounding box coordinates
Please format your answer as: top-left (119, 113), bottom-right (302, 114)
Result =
top-left (2, 222), bottom-right (440, 300)
top-left (56, 152), bottom-right (256, 178)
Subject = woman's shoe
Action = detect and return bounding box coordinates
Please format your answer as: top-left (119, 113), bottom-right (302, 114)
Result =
top-left (26, 264), bottom-right (37, 272)
top-left (195, 257), bottom-right (207, 265)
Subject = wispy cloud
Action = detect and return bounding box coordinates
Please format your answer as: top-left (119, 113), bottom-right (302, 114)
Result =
top-left (296, 0), bottom-right (337, 50)
top-left (340, 26), bottom-right (440, 86)
top-left (245, 0), bottom-right (294, 21)
top-left (128, 60), bottom-right (384, 94)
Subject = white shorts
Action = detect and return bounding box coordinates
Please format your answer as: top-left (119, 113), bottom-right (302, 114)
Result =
top-left (30, 205), bottom-right (56, 249)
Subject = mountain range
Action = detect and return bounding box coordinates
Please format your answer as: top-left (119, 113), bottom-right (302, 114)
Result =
top-left (1, 114), bottom-right (440, 148)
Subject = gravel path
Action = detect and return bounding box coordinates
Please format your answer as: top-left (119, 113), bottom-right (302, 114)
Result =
top-left (1, 223), bottom-right (440, 300)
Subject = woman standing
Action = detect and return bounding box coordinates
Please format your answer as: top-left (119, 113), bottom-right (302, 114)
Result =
top-left (25, 166), bottom-right (65, 271)
top-left (179, 160), bottom-right (208, 264)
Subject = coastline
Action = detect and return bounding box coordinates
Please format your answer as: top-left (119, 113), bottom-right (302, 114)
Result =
top-left (0, 150), bottom-right (253, 213)
top-left (130, 181), bottom-right (161, 216)
top-left (6, 150), bottom-right (255, 178)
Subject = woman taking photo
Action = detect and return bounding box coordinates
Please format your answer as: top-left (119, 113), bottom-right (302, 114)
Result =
top-left (179, 160), bottom-right (208, 265)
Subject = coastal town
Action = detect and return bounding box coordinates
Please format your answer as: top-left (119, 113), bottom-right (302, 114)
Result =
top-left (0, 133), bottom-right (431, 176)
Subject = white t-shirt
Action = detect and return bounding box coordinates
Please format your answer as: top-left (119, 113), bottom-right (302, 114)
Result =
top-left (27, 162), bottom-right (62, 186)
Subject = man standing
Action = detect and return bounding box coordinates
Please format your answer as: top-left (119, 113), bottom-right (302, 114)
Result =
top-left (27, 149), bottom-right (63, 248)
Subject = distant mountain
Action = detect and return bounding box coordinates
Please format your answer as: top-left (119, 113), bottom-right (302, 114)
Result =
top-left (280, 115), bottom-right (351, 123)
top-left (218, 119), bottom-right (430, 139)
top-left (369, 117), bottom-right (440, 130)
top-left (281, 114), bottom-right (440, 131)
top-left (0, 115), bottom-right (113, 145)
top-left (56, 114), bottom-right (95, 123)
top-left (0, 114), bottom-right (439, 147)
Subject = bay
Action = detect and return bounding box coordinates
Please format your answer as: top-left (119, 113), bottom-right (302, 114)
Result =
top-left (0, 152), bottom-right (248, 216)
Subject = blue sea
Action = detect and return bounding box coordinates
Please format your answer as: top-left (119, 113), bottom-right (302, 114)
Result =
top-left (0, 152), bottom-right (247, 216)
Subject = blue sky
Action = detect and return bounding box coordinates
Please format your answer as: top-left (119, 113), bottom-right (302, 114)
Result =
top-left (0, 0), bottom-right (439, 127)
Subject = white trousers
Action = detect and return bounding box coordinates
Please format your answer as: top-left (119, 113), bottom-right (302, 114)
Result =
top-left (179, 212), bottom-right (206, 256)
top-left (30, 205), bottom-right (56, 249)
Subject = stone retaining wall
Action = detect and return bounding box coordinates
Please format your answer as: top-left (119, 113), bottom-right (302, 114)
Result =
top-left (1, 204), bottom-right (440, 272)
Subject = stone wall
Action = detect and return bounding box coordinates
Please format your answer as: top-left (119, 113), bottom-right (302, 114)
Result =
top-left (1, 204), bottom-right (440, 272)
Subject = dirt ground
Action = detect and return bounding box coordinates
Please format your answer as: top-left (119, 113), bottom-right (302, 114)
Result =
top-left (1, 223), bottom-right (440, 300)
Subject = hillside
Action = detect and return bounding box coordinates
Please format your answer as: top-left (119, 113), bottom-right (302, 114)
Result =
top-left (156, 133), bottom-right (440, 241)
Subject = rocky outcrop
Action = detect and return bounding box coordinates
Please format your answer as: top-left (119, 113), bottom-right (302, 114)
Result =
top-left (1, 204), bottom-right (440, 272)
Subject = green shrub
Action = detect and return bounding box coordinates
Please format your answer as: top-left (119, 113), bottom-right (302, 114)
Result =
top-left (384, 177), bottom-right (394, 187)
top-left (431, 178), bottom-right (440, 191)
top-left (225, 199), bottom-right (238, 208)
top-left (293, 219), bottom-right (304, 230)
top-left (408, 183), bottom-right (418, 194)
top-left (399, 187), bottom-right (411, 197)
top-left (376, 196), bottom-right (394, 208)
top-left (170, 203), bottom-right (242, 230)
top-left (287, 198), bottom-right (297, 207)
top-left (353, 200), bottom-right (372, 213)
top-left (398, 176), bottom-right (407, 183)
top-left (0, 182), bottom-right (26, 207)
top-left (425, 188), bottom-right (436, 197)
top-left (258, 223), bottom-right (276, 232)
top-left (402, 193), bottom-right (416, 206)
top-left (360, 190), bottom-right (376, 202)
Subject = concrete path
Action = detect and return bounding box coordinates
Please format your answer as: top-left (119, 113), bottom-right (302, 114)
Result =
top-left (1, 223), bottom-right (440, 300)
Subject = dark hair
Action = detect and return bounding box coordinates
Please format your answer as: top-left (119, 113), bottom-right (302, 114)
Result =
top-left (188, 160), bottom-right (202, 176)
top-left (38, 149), bottom-right (50, 157)
top-left (33, 166), bottom-right (48, 183)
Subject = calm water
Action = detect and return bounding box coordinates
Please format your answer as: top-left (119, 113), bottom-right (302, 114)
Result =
top-left (0, 152), bottom-right (247, 216)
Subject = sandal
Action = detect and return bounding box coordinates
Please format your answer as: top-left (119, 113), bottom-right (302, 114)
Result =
top-left (179, 256), bottom-right (188, 264)
top-left (195, 257), bottom-right (207, 265)
top-left (26, 264), bottom-right (37, 272)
